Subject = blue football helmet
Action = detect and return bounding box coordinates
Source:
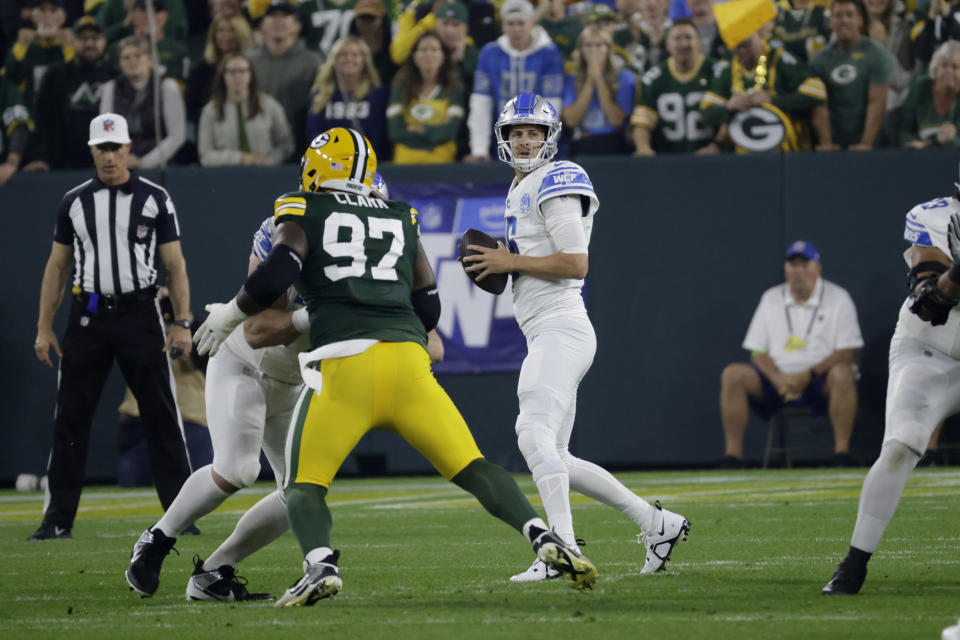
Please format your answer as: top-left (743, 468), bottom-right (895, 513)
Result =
top-left (372, 171), bottom-right (389, 199)
top-left (494, 93), bottom-right (561, 173)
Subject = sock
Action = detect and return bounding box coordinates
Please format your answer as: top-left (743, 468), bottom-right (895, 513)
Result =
top-left (155, 465), bottom-right (230, 537)
top-left (845, 545), bottom-right (872, 566)
top-left (534, 471), bottom-right (577, 547)
top-left (450, 459), bottom-right (538, 532)
top-left (285, 482), bottom-right (332, 555)
top-left (203, 490), bottom-right (288, 570)
top-left (565, 454), bottom-right (656, 532)
top-left (304, 546), bottom-right (335, 566)
top-left (850, 441), bottom-right (920, 553)
top-left (522, 517), bottom-right (549, 543)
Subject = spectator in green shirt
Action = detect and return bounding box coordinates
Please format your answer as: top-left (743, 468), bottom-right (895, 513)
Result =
top-left (899, 40), bottom-right (960, 148)
top-left (3, 0), bottom-right (74, 108)
top-left (535, 0), bottom-right (583, 61)
top-left (810, 0), bottom-right (895, 150)
top-left (96, 0), bottom-right (187, 45)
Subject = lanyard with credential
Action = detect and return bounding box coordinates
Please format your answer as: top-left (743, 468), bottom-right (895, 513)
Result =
top-left (783, 284), bottom-right (824, 352)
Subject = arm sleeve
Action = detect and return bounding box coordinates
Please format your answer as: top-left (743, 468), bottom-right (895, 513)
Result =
top-left (631, 68), bottom-right (659, 128)
top-left (390, 10), bottom-right (437, 65)
top-left (541, 195), bottom-right (589, 254)
top-left (140, 79), bottom-right (186, 169)
top-left (699, 62), bottom-right (731, 128)
top-left (770, 52), bottom-right (827, 112)
top-left (468, 92), bottom-right (494, 156)
top-left (386, 82), bottom-right (415, 146)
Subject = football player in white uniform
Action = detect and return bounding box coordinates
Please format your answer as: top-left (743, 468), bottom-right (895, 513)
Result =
top-left (463, 93), bottom-right (690, 581)
top-left (125, 214), bottom-right (310, 600)
top-left (823, 183), bottom-right (960, 595)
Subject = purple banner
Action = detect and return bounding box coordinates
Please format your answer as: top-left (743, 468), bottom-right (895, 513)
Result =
top-left (390, 182), bottom-right (527, 374)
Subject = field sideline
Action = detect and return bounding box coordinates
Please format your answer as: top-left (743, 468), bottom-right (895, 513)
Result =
top-left (1, 469), bottom-right (958, 639)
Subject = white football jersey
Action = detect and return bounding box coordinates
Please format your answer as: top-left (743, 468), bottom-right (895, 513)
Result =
top-left (895, 195), bottom-right (960, 358)
top-left (221, 217), bottom-right (309, 384)
top-left (504, 160), bottom-right (599, 334)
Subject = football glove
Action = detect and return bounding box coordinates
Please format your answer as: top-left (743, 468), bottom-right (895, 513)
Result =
top-left (949, 212), bottom-right (960, 265)
top-left (908, 278), bottom-right (957, 327)
top-left (194, 299), bottom-right (249, 357)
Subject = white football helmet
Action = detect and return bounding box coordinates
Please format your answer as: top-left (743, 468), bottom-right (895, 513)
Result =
top-left (495, 93), bottom-right (561, 173)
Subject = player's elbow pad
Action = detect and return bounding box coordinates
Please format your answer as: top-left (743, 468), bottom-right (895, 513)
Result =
top-left (242, 244), bottom-right (303, 310)
top-left (412, 285), bottom-right (441, 332)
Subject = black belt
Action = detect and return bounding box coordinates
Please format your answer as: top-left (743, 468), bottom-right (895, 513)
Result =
top-left (75, 286), bottom-right (157, 312)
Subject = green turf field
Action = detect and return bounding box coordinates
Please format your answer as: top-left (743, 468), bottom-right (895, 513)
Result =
top-left (1, 469), bottom-right (958, 639)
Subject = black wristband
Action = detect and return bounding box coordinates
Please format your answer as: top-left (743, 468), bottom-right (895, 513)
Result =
top-left (172, 319), bottom-right (191, 329)
top-left (948, 262), bottom-right (960, 286)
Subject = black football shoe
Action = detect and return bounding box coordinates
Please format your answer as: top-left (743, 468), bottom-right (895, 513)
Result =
top-left (185, 555), bottom-right (272, 602)
top-left (822, 556), bottom-right (868, 595)
top-left (27, 521), bottom-right (72, 541)
top-left (125, 528), bottom-right (177, 597)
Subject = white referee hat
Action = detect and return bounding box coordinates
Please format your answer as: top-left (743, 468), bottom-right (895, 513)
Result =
top-left (88, 113), bottom-right (132, 146)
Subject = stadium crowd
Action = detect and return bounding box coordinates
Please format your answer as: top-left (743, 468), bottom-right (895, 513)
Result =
top-left (2, 0), bottom-right (960, 185)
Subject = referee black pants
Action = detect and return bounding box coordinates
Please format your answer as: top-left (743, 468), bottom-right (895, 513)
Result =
top-left (44, 297), bottom-right (193, 529)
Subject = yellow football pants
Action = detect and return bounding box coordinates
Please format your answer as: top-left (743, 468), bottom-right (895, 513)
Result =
top-left (285, 341), bottom-right (483, 487)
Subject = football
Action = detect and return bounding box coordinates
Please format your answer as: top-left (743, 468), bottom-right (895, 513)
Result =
top-left (458, 228), bottom-right (508, 295)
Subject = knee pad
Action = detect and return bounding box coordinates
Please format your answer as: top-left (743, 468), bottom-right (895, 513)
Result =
top-left (516, 424), bottom-right (566, 483)
top-left (212, 456), bottom-right (262, 489)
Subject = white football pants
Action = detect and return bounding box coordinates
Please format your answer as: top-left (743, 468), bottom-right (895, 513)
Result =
top-left (205, 346), bottom-right (303, 490)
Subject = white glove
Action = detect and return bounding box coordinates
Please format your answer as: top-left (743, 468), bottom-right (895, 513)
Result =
top-left (949, 211), bottom-right (960, 265)
top-left (194, 298), bottom-right (249, 357)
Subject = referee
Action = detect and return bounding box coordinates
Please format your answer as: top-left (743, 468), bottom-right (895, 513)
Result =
top-left (30, 113), bottom-right (194, 541)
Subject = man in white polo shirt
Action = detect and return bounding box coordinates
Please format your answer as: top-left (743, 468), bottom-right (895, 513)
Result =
top-left (719, 240), bottom-right (864, 467)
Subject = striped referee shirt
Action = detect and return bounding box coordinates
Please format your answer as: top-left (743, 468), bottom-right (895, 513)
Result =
top-left (53, 173), bottom-right (180, 295)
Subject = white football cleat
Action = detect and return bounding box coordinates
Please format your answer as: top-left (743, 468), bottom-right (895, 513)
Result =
top-left (509, 558), bottom-right (561, 583)
top-left (275, 551), bottom-right (342, 607)
top-left (943, 618), bottom-right (960, 640)
top-left (639, 501), bottom-right (690, 574)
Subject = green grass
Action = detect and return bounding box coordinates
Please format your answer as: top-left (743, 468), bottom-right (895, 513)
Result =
top-left (1, 469), bottom-right (959, 639)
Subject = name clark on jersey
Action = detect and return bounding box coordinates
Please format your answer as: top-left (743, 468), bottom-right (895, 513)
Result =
top-left (332, 191), bottom-right (388, 209)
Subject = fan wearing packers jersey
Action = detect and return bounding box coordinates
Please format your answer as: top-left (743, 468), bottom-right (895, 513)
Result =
top-left (631, 19), bottom-right (722, 155)
top-left (462, 94), bottom-right (690, 583)
top-left (193, 127), bottom-right (597, 605)
top-left (699, 0), bottom-right (826, 153)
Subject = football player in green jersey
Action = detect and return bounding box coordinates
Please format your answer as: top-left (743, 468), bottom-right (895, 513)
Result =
top-left (632, 19), bottom-right (721, 155)
top-left (194, 127), bottom-right (598, 605)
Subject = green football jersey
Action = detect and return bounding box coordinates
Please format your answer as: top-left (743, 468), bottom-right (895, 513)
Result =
top-left (297, 0), bottom-right (359, 56)
top-left (273, 189), bottom-right (427, 350)
top-left (631, 55), bottom-right (718, 153)
top-left (541, 16), bottom-right (582, 60)
top-left (810, 37), bottom-right (895, 148)
top-left (771, 3), bottom-right (830, 62)
top-left (701, 46), bottom-right (826, 127)
top-left (898, 74), bottom-right (960, 146)
top-left (3, 40), bottom-right (74, 107)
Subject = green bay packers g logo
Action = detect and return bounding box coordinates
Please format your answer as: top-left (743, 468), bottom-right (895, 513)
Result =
top-left (729, 106), bottom-right (787, 153)
top-left (310, 133), bottom-right (330, 148)
top-left (410, 103), bottom-right (437, 122)
top-left (830, 63), bottom-right (858, 85)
